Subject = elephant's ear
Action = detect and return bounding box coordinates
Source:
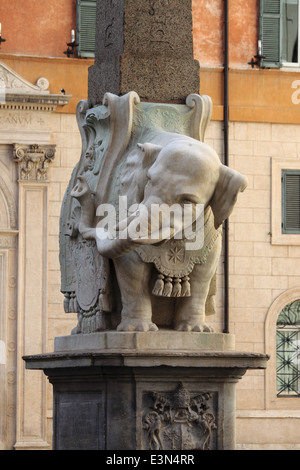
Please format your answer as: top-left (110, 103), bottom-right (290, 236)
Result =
top-left (137, 143), bottom-right (162, 168)
top-left (210, 164), bottom-right (247, 229)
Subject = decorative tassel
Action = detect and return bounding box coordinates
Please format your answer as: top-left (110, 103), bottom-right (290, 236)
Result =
top-left (163, 277), bottom-right (173, 297)
top-left (171, 278), bottom-right (182, 297)
top-left (152, 274), bottom-right (165, 296)
top-left (181, 276), bottom-right (191, 297)
top-left (69, 292), bottom-right (75, 312)
top-left (64, 293), bottom-right (70, 313)
top-left (73, 294), bottom-right (78, 313)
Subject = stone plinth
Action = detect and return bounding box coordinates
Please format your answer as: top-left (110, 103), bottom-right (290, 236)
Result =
top-left (54, 330), bottom-right (235, 352)
top-left (24, 332), bottom-right (268, 451)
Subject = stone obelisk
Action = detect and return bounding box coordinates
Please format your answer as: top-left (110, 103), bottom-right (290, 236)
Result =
top-left (88, 0), bottom-right (200, 106)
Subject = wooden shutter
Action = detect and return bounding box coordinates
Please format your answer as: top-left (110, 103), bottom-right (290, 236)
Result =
top-left (282, 170), bottom-right (300, 233)
top-left (259, 0), bottom-right (282, 67)
top-left (77, 0), bottom-right (97, 58)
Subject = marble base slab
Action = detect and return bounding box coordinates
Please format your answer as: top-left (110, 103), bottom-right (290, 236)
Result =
top-left (54, 330), bottom-right (235, 353)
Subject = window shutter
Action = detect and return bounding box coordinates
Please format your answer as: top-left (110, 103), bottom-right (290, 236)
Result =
top-left (282, 170), bottom-right (300, 233)
top-left (77, 0), bottom-right (97, 58)
top-left (259, 0), bottom-right (282, 67)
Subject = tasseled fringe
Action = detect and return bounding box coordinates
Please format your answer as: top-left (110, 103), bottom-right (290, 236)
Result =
top-left (80, 310), bottom-right (109, 334)
top-left (172, 278), bottom-right (182, 297)
top-left (152, 273), bottom-right (191, 297)
top-left (64, 292), bottom-right (70, 313)
top-left (163, 277), bottom-right (173, 297)
top-left (152, 274), bottom-right (165, 296)
top-left (66, 292), bottom-right (78, 313)
top-left (181, 276), bottom-right (191, 297)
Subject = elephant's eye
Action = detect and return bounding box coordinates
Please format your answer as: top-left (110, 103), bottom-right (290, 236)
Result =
top-left (181, 198), bottom-right (194, 205)
top-left (179, 193), bottom-right (199, 205)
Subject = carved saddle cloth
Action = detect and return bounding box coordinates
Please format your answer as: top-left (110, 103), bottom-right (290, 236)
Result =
top-left (135, 207), bottom-right (222, 298)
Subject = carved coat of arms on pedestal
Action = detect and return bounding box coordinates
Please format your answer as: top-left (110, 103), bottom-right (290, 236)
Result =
top-left (143, 382), bottom-right (217, 450)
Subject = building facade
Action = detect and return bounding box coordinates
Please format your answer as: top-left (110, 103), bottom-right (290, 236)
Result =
top-left (0, 0), bottom-right (299, 449)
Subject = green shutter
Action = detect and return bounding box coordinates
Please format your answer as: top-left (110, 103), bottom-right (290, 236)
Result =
top-left (259, 0), bottom-right (282, 67)
top-left (77, 0), bottom-right (97, 58)
top-left (282, 170), bottom-right (300, 233)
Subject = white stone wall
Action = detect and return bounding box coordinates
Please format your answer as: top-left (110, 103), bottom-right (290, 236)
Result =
top-left (205, 120), bottom-right (300, 450)
top-left (48, 113), bottom-right (80, 345)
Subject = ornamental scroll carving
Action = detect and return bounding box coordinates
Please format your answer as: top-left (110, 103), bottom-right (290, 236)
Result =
top-left (13, 144), bottom-right (56, 181)
top-left (143, 382), bottom-right (217, 450)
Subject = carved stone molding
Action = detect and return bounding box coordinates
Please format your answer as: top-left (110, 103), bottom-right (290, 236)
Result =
top-left (0, 61), bottom-right (70, 111)
top-left (13, 144), bottom-right (56, 182)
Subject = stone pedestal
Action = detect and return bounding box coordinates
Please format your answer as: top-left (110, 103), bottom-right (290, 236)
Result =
top-left (24, 332), bottom-right (268, 451)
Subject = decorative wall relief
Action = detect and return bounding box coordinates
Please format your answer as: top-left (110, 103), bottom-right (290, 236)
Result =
top-left (142, 382), bottom-right (217, 450)
top-left (13, 144), bottom-right (56, 181)
top-left (0, 62), bottom-right (50, 95)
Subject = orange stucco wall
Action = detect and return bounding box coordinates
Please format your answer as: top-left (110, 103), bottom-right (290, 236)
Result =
top-left (0, 0), bottom-right (77, 58)
top-left (192, 0), bottom-right (259, 68)
top-left (0, 0), bottom-right (259, 66)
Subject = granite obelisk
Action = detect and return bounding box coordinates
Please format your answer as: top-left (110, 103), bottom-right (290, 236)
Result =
top-left (88, 0), bottom-right (200, 106)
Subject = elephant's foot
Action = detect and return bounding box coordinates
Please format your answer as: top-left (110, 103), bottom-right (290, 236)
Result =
top-left (117, 318), bottom-right (158, 332)
top-left (175, 319), bottom-right (214, 332)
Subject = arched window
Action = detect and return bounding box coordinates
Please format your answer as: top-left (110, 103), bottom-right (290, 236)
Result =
top-left (276, 300), bottom-right (300, 396)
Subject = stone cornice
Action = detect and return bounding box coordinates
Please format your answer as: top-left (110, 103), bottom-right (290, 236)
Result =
top-left (0, 94), bottom-right (70, 112)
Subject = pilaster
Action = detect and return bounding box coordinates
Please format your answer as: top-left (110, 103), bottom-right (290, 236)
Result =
top-left (13, 144), bottom-right (55, 450)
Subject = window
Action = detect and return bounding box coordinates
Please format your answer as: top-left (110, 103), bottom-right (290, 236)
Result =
top-left (276, 300), bottom-right (300, 396)
top-left (281, 170), bottom-right (300, 234)
top-left (271, 159), bottom-right (300, 245)
top-left (260, 0), bottom-right (300, 67)
top-left (76, 0), bottom-right (97, 58)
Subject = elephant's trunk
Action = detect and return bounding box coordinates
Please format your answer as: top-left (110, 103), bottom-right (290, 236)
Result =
top-left (71, 176), bottom-right (136, 258)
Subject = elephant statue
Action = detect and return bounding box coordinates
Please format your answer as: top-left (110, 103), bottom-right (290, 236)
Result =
top-left (59, 92), bottom-right (246, 334)
top-left (69, 133), bottom-right (247, 333)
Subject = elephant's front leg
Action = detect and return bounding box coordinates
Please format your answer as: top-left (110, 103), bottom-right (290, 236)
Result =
top-left (174, 238), bottom-right (221, 332)
top-left (113, 251), bottom-right (158, 332)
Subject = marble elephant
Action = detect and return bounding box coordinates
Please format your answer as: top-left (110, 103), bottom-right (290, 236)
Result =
top-left (70, 133), bottom-right (247, 332)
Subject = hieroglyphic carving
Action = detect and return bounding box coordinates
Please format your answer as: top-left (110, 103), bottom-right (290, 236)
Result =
top-left (148, 0), bottom-right (173, 50)
top-left (13, 144), bottom-right (56, 181)
top-left (143, 383), bottom-right (217, 450)
top-left (97, 0), bottom-right (123, 58)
